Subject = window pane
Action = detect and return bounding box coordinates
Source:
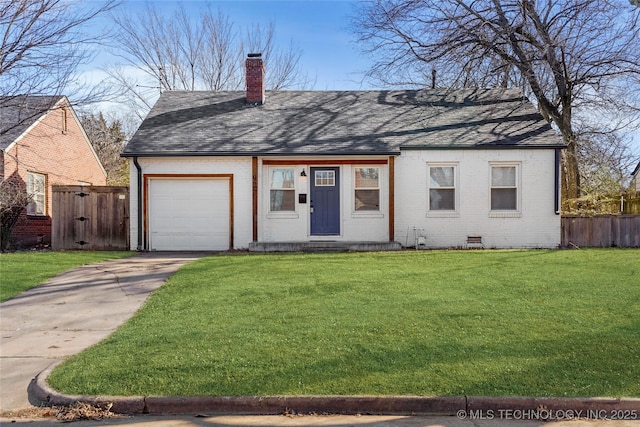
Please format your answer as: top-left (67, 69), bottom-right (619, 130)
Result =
top-left (355, 189), bottom-right (379, 211)
top-left (491, 167), bottom-right (516, 187)
top-left (27, 173), bottom-right (46, 215)
top-left (315, 170), bottom-right (335, 186)
top-left (270, 190), bottom-right (295, 211)
top-left (430, 167), bottom-right (454, 188)
top-left (355, 168), bottom-right (379, 188)
top-left (430, 189), bottom-right (455, 210)
top-left (271, 169), bottom-right (294, 189)
top-left (491, 188), bottom-right (517, 210)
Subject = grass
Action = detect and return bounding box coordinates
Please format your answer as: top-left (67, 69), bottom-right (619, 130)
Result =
top-left (48, 249), bottom-right (640, 398)
top-left (0, 251), bottom-right (133, 302)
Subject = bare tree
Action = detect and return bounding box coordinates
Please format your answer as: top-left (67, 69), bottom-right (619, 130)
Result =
top-left (80, 112), bottom-right (129, 185)
top-left (0, 0), bottom-right (119, 135)
top-left (578, 132), bottom-right (639, 194)
top-left (0, 176), bottom-right (31, 250)
top-left (353, 0), bottom-right (640, 199)
top-left (106, 2), bottom-right (309, 121)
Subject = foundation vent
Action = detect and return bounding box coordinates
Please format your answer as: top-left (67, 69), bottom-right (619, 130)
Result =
top-left (466, 236), bottom-right (483, 248)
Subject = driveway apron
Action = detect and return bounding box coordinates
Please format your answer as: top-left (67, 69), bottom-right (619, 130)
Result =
top-left (0, 252), bottom-right (204, 411)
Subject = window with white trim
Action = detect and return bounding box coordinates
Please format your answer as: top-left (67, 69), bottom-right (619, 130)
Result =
top-left (428, 164), bottom-right (456, 211)
top-left (490, 164), bottom-right (518, 211)
top-left (354, 167), bottom-right (380, 211)
top-left (27, 172), bottom-right (46, 215)
top-left (269, 168), bottom-right (295, 211)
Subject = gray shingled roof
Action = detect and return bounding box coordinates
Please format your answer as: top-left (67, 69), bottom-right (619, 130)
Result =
top-left (0, 96), bottom-right (64, 150)
top-left (122, 88), bottom-right (563, 157)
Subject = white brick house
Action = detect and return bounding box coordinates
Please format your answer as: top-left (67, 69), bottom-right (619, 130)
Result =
top-left (122, 54), bottom-right (564, 251)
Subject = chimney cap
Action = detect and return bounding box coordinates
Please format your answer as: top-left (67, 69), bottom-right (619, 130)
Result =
top-left (247, 53), bottom-right (262, 58)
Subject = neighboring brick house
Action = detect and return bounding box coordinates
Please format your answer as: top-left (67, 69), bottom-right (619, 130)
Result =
top-left (1, 95), bottom-right (106, 248)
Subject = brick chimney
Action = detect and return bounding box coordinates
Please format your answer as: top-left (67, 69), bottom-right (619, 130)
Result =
top-left (246, 53), bottom-right (265, 105)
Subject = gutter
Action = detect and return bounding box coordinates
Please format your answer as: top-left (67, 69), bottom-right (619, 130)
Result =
top-left (399, 144), bottom-right (567, 150)
top-left (133, 156), bottom-right (144, 251)
top-left (121, 150), bottom-right (402, 157)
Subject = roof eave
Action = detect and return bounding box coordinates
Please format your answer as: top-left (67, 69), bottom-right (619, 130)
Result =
top-left (121, 150), bottom-right (401, 158)
top-left (400, 143), bottom-right (567, 150)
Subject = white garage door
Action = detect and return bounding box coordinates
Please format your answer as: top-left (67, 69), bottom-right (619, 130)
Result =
top-left (148, 178), bottom-right (230, 251)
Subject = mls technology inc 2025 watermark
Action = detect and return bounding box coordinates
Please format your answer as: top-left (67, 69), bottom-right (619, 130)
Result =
top-left (456, 409), bottom-right (638, 421)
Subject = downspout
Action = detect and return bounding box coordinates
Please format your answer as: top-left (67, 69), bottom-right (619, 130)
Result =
top-left (554, 148), bottom-right (560, 215)
top-left (133, 156), bottom-right (144, 250)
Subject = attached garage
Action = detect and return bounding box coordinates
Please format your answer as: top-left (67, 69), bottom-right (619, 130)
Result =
top-left (146, 176), bottom-right (232, 251)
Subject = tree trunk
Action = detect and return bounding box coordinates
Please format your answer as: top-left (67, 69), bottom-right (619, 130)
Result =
top-left (562, 132), bottom-right (581, 200)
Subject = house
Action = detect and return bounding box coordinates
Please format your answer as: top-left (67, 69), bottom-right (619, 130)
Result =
top-left (0, 96), bottom-right (107, 248)
top-left (632, 161), bottom-right (640, 193)
top-left (122, 54), bottom-right (564, 251)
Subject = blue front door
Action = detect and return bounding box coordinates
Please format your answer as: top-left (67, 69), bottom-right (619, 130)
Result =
top-left (310, 167), bottom-right (340, 235)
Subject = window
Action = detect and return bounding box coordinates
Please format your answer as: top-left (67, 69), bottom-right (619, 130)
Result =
top-left (491, 165), bottom-right (518, 210)
top-left (315, 170), bottom-right (335, 186)
top-left (27, 172), bottom-right (46, 215)
top-left (354, 167), bottom-right (380, 211)
top-left (270, 168), bottom-right (295, 211)
top-left (429, 165), bottom-right (456, 211)
top-left (61, 108), bottom-right (67, 133)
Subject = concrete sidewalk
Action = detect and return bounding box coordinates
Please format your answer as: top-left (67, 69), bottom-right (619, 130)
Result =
top-left (0, 252), bottom-right (204, 412)
top-left (2, 413), bottom-right (640, 426)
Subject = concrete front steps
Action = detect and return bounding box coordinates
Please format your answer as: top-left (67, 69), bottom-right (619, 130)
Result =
top-left (248, 241), bottom-right (402, 253)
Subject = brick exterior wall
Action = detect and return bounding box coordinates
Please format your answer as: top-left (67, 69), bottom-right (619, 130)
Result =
top-left (130, 150), bottom-right (561, 250)
top-left (129, 157), bottom-right (253, 250)
top-left (3, 99), bottom-right (106, 248)
top-left (395, 149), bottom-right (561, 248)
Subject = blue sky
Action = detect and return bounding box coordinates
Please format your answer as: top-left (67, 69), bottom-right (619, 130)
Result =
top-left (218, 0), bottom-right (372, 89)
top-left (83, 0), bottom-right (638, 155)
top-left (91, 0), bottom-right (372, 90)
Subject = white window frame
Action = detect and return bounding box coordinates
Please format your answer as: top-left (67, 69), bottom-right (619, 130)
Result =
top-left (427, 163), bottom-right (459, 218)
top-left (27, 172), bottom-right (46, 216)
top-left (489, 162), bottom-right (521, 218)
top-left (353, 166), bottom-right (381, 212)
top-left (268, 167), bottom-right (296, 214)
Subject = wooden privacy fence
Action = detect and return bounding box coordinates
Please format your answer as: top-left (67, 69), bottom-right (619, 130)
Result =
top-left (52, 186), bottom-right (129, 250)
top-left (561, 215), bottom-right (640, 248)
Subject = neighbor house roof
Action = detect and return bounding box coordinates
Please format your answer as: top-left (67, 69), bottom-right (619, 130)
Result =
top-left (0, 95), bottom-right (65, 151)
top-left (122, 88), bottom-right (564, 157)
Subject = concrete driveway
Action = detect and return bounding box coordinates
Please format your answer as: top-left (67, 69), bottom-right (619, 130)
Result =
top-left (1, 252), bottom-right (204, 411)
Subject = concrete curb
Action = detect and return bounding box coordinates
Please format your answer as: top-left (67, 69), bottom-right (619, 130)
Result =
top-left (33, 366), bottom-right (640, 417)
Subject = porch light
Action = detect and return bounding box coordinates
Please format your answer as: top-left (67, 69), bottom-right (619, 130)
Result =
top-left (300, 168), bottom-right (308, 184)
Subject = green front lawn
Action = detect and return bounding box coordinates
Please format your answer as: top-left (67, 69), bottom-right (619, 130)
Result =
top-left (49, 249), bottom-right (639, 397)
top-left (0, 251), bottom-right (133, 302)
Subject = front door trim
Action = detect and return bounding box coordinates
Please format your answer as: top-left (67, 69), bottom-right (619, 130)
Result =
top-left (310, 167), bottom-right (341, 236)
